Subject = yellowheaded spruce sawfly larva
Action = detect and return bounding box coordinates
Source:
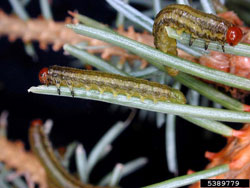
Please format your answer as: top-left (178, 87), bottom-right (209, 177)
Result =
top-left (29, 119), bottom-right (111, 188)
top-left (153, 4), bottom-right (243, 53)
top-left (38, 65), bottom-right (186, 104)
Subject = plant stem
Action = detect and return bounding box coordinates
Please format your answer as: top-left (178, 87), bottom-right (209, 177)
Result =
top-left (28, 85), bottom-right (250, 123)
top-left (143, 164), bottom-right (229, 188)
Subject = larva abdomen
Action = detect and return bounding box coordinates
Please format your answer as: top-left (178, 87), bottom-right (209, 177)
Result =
top-left (39, 65), bottom-right (186, 104)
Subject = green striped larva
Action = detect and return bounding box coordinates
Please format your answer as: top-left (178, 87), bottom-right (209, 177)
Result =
top-left (38, 65), bottom-right (186, 104)
top-left (153, 4), bottom-right (243, 53)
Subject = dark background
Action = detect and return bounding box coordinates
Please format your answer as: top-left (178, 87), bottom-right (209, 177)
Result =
top-left (0, 1), bottom-right (234, 187)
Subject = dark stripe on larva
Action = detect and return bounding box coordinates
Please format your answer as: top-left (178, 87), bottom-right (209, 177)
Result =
top-left (46, 65), bottom-right (186, 104)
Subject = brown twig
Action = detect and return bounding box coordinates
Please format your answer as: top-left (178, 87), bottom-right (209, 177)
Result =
top-left (0, 137), bottom-right (47, 188)
top-left (0, 10), bottom-right (196, 69)
top-left (0, 11), bottom-right (153, 68)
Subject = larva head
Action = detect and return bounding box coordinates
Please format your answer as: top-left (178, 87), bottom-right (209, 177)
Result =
top-left (39, 67), bottom-right (49, 84)
top-left (31, 119), bottom-right (43, 127)
top-left (226, 26), bottom-right (243, 46)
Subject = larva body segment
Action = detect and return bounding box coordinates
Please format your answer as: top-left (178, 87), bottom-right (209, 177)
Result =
top-left (153, 4), bottom-right (243, 52)
top-left (39, 65), bottom-right (186, 104)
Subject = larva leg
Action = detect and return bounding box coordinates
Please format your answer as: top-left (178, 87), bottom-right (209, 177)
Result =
top-left (70, 90), bottom-right (74, 97)
top-left (221, 44), bottom-right (225, 52)
top-left (55, 80), bottom-right (61, 95)
top-left (85, 85), bottom-right (91, 91)
top-left (140, 96), bottom-right (145, 102)
top-left (98, 86), bottom-right (104, 94)
top-left (126, 93), bottom-right (131, 100)
top-left (46, 78), bottom-right (51, 87)
top-left (204, 40), bottom-right (210, 50)
top-left (166, 67), bottom-right (179, 77)
top-left (66, 81), bottom-right (74, 97)
top-left (112, 89), bottom-right (118, 97)
top-left (189, 37), bottom-right (195, 47)
top-left (176, 28), bottom-right (185, 35)
top-left (56, 86), bottom-right (61, 95)
top-left (153, 97), bottom-right (158, 104)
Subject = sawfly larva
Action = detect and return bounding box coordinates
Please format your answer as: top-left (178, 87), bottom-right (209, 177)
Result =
top-left (153, 4), bottom-right (243, 53)
top-left (29, 119), bottom-right (111, 188)
top-left (39, 65), bottom-right (186, 104)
